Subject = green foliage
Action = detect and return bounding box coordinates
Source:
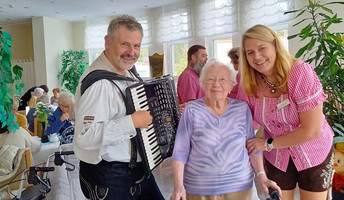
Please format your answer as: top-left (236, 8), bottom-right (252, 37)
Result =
top-left (174, 44), bottom-right (188, 76)
top-left (285, 1), bottom-right (344, 141)
top-left (0, 27), bottom-right (24, 132)
top-left (58, 50), bottom-right (89, 94)
top-left (33, 102), bottom-right (51, 127)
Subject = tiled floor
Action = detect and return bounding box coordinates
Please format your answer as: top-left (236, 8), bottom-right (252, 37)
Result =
top-left (153, 158), bottom-right (301, 200)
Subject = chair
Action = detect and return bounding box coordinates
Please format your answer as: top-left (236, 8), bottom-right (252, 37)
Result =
top-left (34, 118), bottom-right (43, 137)
top-left (0, 148), bottom-right (33, 198)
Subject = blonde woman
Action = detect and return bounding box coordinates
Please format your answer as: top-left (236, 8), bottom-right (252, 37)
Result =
top-left (238, 24), bottom-right (334, 200)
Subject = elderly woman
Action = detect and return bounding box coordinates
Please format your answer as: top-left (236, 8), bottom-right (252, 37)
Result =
top-left (238, 24), bottom-right (334, 200)
top-left (28, 87), bottom-right (44, 108)
top-left (170, 59), bottom-right (280, 200)
top-left (50, 87), bottom-right (61, 105)
top-left (47, 91), bottom-right (75, 144)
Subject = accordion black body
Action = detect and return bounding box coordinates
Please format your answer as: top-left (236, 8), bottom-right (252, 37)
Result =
top-left (125, 75), bottom-right (180, 171)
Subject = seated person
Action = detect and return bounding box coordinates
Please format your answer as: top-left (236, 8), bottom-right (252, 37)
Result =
top-left (27, 95), bottom-right (51, 133)
top-left (50, 88), bottom-right (60, 105)
top-left (0, 125), bottom-right (41, 154)
top-left (0, 124), bottom-right (41, 199)
top-left (47, 92), bottom-right (75, 144)
top-left (12, 96), bottom-right (33, 136)
top-left (28, 87), bottom-right (44, 108)
top-left (18, 84), bottom-right (49, 110)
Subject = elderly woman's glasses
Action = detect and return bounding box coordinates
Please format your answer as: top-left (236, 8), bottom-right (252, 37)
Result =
top-left (206, 78), bottom-right (229, 85)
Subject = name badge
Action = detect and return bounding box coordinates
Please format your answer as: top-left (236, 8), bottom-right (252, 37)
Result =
top-left (277, 99), bottom-right (290, 110)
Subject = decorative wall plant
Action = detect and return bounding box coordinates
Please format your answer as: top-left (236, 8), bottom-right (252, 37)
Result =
top-left (285, 0), bottom-right (344, 139)
top-left (58, 50), bottom-right (89, 94)
top-left (0, 27), bottom-right (24, 132)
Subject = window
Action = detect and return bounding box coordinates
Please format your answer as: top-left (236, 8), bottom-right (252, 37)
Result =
top-left (172, 43), bottom-right (188, 76)
top-left (213, 38), bottom-right (233, 65)
top-left (275, 29), bottom-right (289, 51)
top-left (136, 47), bottom-right (150, 77)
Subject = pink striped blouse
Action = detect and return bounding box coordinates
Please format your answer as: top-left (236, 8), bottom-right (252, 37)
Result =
top-left (238, 61), bottom-right (334, 172)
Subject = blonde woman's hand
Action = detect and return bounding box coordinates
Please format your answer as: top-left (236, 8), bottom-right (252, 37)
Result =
top-left (246, 138), bottom-right (266, 155)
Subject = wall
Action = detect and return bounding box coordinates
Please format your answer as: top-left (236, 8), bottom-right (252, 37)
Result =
top-left (32, 17), bottom-right (75, 93)
top-left (2, 23), bottom-right (34, 60)
top-left (73, 21), bottom-right (86, 50)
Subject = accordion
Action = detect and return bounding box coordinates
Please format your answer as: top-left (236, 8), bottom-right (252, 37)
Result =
top-left (125, 75), bottom-right (180, 171)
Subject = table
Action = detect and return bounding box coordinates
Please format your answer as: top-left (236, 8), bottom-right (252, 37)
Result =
top-left (32, 141), bottom-right (60, 165)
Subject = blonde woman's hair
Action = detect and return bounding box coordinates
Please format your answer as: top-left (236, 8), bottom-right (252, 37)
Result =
top-left (239, 24), bottom-right (299, 97)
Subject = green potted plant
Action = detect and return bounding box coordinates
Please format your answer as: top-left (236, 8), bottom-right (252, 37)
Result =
top-left (285, 0), bottom-right (344, 139)
top-left (58, 50), bottom-right (89, 94)
top-left (0, 27), bottom-right (24, 132)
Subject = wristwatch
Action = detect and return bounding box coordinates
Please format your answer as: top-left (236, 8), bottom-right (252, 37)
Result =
top-left (266, 138), bottom-right (274, 152)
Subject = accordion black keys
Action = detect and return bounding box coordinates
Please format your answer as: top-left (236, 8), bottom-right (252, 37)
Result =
top-left (125, 75), bottom-right (180, 171)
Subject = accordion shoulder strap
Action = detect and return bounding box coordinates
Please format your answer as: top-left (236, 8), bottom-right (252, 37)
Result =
top-left (80, 69), bottom-right (137, 96)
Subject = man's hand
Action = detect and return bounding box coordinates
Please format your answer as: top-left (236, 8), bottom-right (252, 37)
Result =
top-left (131, 110), bottom-right (152, 128)
top-left (60, 112), bottom-right (70, 122)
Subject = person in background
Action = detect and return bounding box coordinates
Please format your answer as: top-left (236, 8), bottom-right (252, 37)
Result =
top-left (73, 15), bottom-right (164, 200)
top-left (170, 59), bottom-right (281, 200)
top-left (238, 24), bottom-right (334, 200)
top-left (227, 47), bottom-right (240, 99)
top-left (177, 45), bottom-right (208, 106)
top-left (0, 124), bottom-right (41, 154)
top-left (27, 95), bottom-right (51, 133)
top-left (50, 88), bottom-right (61, 105)
top-left (28, 87), bottom-right (44, 108)
top-left (12, 96), bottom-right (33, 136)
top-left (47, 92), bottom-right (75, 144)
top-left (19, 85), bottom-right (49, 110)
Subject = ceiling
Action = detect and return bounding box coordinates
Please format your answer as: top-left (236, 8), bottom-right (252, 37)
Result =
top-left (0, 0), bottom-right (185, 25)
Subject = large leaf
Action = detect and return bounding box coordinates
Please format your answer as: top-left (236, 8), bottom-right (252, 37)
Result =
top-left (2, 32), bottom-right (11, 39)
top-left (318, 5), bottom-right (333, 14)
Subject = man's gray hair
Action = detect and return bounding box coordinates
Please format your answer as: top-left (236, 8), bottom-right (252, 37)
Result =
top-left (58, 91), bottom-right (75, 105)
top-left (107, 15), bottom-right (143, 36)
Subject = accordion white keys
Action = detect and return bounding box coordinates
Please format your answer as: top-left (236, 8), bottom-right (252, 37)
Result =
top-left (125, 75), bottom-right (180, 171)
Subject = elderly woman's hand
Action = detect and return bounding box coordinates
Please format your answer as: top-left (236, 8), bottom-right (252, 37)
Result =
top-left (170, 186), bottom-right (186, 200)
top-left (257, 173), bottom-right (282, 199)
top-left (246, 138), bottom-right (266, 155)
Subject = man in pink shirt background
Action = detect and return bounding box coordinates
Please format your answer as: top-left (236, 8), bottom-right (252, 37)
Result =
top-left (177, 45), bottom-right (208, 106)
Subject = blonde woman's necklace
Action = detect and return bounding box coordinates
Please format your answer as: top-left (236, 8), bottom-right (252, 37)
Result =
top-left (261, 74), bottom-right (277, 94)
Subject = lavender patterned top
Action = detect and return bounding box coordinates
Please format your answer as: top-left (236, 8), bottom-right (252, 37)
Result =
top-left (172, 97), bottom-right (257, 196)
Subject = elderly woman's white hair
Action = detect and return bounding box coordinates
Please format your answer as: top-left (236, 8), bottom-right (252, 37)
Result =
top-left (58, 91), bottom-right (75, 105)
top-left (31, 87), bottom-right (44, 97)
top-left (199, 58), bottom-right (236, 88)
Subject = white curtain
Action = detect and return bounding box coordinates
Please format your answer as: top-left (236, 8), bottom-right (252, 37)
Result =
top-left (239, 0), bottom-right (294, 31)
top-left (83, 0), bottom-right (294, 61)
top-left (194, 0), bottom-right (238, 37)
top-left (12, 59), bottom-right (35, 92)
